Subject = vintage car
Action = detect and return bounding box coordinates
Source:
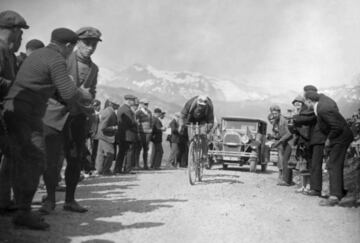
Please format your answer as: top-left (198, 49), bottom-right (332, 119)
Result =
top-left (208, 117), bottom-right (268, 172)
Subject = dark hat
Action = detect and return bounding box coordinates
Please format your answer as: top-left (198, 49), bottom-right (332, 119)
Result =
top-left (270, 104), bottom-right (281, 112)
top-left (76, 27), bottom-right (102, 41)
top-left (51, 28), bottom-right (78, 44)
top-left (25, 39), bottom-right (45, 50)
top-left (0, 10), bottom-right (29, 29)
top-left (124, 94), bottom-right (137, 100)
top-left (154, 108), bottom-right (162, 114)
top-left (303, 85), bottom-right (318, 92)
top-left (304, 91), bottom-right (320, 102)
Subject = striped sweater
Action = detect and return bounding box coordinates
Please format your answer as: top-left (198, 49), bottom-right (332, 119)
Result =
top-left (4, 43), bottom-right (88, 118)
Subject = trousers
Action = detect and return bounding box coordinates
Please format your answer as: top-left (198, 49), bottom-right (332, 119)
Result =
top-left (0, 109), bottom-right (45, 211)
top-left (95, 139), bottom-right (114, 174)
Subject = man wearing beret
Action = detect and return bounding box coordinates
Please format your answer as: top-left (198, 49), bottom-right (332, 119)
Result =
top-left (115, 94), bottom-right (138, 174)
top-left (2, 27), bottom-right (92, 230)
top-left (0, 10), bottom-right (28, 216)
top-left (135, 98), bottom-right (153, 169)
top-left (40, 26), bottom-right (102, 215)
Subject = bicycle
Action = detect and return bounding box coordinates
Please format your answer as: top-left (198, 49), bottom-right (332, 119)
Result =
top-left (187, 123), bottom-right (209, 185)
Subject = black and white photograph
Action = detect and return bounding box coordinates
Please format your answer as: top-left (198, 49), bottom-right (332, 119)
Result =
top-left (0, 0), bottom-right (359, 242)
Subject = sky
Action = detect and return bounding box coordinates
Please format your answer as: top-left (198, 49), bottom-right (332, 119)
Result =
top-left (2, 0), bottom-right (360, 93)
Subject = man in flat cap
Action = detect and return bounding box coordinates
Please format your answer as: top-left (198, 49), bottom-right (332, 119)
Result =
top-left (40, 26), bottom-right (102, 215)
top-left (2, 27), bottom-right (92, 230)
top-left (0, 10), bottom-right (28, 216)
top-left (135, 98), bottom-right (153, 169)
top-left (269, 105), bottom-right (293, 186)
top-left (115, 94), bottom-right (138, 174)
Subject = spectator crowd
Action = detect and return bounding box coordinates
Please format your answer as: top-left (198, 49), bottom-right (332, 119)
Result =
top-left (267, 85), bottom-right (359, 207)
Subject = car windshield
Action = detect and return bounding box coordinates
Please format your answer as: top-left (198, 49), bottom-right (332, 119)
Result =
top-left (223, 120), bottom-right (258, 133)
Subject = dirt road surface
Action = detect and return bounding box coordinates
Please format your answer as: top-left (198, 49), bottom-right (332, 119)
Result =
top-left (1, 165), bottom-right (359, 243)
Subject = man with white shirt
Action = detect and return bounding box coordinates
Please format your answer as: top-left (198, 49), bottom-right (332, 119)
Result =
top-left (304, 90), bottom-right (353, 206)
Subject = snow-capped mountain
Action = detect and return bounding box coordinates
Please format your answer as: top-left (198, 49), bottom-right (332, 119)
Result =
top-left (97, 64), bottom-right (360, 118)
top-left (98, 64), bottom-right (268, 103)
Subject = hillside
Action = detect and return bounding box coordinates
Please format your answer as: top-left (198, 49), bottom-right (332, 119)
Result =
top-left (97, 64), bottom-right (360, 119)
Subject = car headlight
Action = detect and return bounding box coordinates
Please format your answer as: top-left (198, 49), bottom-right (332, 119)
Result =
top-left (240, 134), bottom-right (249, 144)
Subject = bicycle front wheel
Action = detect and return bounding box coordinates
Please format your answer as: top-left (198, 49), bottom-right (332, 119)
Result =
top-left (188, 142), bottom-right (197, 185)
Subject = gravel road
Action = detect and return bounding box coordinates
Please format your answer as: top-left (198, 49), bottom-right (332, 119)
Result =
top-left (0, 165), bottom-right (359, 243)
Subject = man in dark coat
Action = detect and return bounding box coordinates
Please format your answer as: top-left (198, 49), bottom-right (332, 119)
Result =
top-left (304, 91), bottom-right (354, 206)
top-left (150, 109), bottom-right (166, 169)
top-left (0, 10), bottom-right (29, 216)
top-left (115, 94), bottom-right (138, 174)
top-left (40, 26), bottom-right (102, 215)
top-left (95, 100), bottom-right (117, 175)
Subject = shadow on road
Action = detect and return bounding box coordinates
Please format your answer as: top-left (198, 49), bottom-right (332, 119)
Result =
top-left (0, 174), bottom-right (187, 243)
top-left (218, 166), bottom-right (278, 174)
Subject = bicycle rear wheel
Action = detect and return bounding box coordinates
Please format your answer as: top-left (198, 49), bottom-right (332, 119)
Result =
top-left (188, 142), bottom-right (197, 185)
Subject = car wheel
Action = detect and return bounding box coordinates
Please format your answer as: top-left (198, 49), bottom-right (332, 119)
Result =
top-left (222, 164), bottom-right (228, 170)
top-left (249, 159), bottom-right (256, 173)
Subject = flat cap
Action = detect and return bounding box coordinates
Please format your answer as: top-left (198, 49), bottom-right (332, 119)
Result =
top-left (0, 10), bottom-right (29, 29)
top-left (154, 108), bottom-right (162, 114)
top-left (139, 98), bottom-right (149, 104)
top-left (76, 27), bottom-right (102, 41)
top-left (303, 85), bottom-right (318, 92)
top-left (124, 94), bottom-right (137, 100)
top-left (25, 39), bottom-right (44, 50)
top-left (269, 104), bottom-right (281, 112)
top-left (51, 28), bottom-right (78, 44)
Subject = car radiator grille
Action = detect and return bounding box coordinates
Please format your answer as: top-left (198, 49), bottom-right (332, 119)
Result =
top-left (224, 133), bottom-right (241, 144)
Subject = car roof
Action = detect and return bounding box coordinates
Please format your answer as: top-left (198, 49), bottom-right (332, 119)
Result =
top-left (221, 116), bottom-right (267, 124)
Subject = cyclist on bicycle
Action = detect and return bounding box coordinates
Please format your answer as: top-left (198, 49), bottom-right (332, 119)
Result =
top-left (179, 95), bottom-right (215, 161)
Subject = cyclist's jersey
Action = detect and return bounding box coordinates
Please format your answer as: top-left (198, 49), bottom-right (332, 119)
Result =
top-left (180, 96), bottom-right (214, 127)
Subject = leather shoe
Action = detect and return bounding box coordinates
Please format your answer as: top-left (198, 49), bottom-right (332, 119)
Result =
top-left (39, 200), bottom-right (55, 215)
top-left (338, 194), bottom-right (357, 207)
top-left (13, 211), bottom-right (50, 230)
top-left (319, 196), bottom-right (339, 207)
top-left (63, 201), bottom-right (88, 213)
top-left (303, 189), bottom-right (321, 197)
